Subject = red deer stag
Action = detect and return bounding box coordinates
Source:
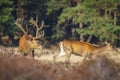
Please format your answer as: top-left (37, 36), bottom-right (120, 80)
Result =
top-left (14, 18), bottom-right (45, 58)
top-left (54, 40), bottom-right (117, 62)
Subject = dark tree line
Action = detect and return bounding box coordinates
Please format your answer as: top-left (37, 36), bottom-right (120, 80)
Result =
top-left (0, 0), bottom-right (120, 47)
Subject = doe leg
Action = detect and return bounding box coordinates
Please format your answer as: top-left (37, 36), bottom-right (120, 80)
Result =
top-left (65, 53), bottom-right (71, 63)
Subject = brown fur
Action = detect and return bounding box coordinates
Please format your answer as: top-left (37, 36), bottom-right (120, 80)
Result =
top-left (54, 40), bottom-right (117, 62)
top-left (18, 34), bottom-right (41, 58)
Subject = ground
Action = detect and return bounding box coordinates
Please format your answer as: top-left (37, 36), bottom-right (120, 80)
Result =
top-left (13, 47), bottom-right (120, 64)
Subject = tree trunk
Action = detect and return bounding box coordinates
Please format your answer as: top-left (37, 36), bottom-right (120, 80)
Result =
top-left (0, 33), bottom-right (2, 44)
top-left (79, 22), bottom-right (84, 41)
top-left (87, 35), bottom-right (92, 42)
top-left (114, 11), bottom-right (117, 26)
top-left (104, 0), bottom-right (108, 20)
top-left (8, 34), bottom-right (14, 46)
top-left (71, 27), bottom-right (76, 39)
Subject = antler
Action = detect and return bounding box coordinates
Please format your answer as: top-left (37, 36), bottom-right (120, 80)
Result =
top-left (29, 17), bottom-right (45, 38)
top-left (14, 18), bottom-right (27, 34)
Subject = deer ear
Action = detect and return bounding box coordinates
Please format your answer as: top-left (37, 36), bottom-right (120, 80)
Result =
top-left (106, 43), bottom-right (110, 46)
top-left (104, 41), bottom-right (110, 46)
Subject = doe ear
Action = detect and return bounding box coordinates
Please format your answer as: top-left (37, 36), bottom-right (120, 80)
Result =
top-left (107, 43), bottom-right (110, 46)
top-left (104, 41), bottom-right (110, 46)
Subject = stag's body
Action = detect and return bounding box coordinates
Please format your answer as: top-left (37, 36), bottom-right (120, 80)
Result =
top-left (54, 40), bottom-right (116, 62)
top-left (18, 34), bottom-right (41, 58)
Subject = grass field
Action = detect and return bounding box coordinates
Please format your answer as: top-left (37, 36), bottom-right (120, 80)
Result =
top-left (11, 47), bottom-right (120, 65)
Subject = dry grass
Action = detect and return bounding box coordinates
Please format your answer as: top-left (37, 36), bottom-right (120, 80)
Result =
top-left (0, 46), bottom-right (120, 80)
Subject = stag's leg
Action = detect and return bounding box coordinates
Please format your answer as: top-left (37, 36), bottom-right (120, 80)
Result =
top-left (23, 52), bottom-right (28, 56)
top-left (32, 50), bottom-right (35, 59)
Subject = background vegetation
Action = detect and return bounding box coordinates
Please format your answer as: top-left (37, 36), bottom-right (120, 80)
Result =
top-left (0, 0), bottom-right (120, 47)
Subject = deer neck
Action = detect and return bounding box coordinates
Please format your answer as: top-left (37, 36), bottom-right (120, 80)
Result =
top-left (92, 45), bottom-right (109, 53)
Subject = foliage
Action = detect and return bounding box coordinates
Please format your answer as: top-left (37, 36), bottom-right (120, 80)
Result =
top-left (57, 0), bottom-right (120, 43)
top-left (0, 0), bottom-right (15, 37)
top-left (47, 0), bottom-right (68, 14)
top-left (0, 0), bottom-right (14, 34)
top-left (1, 0), bottom-right (120, 46)
top-left (0, 0), bottom-right (13, 22)
top-left (51, 26), bottom-right (65, 40)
